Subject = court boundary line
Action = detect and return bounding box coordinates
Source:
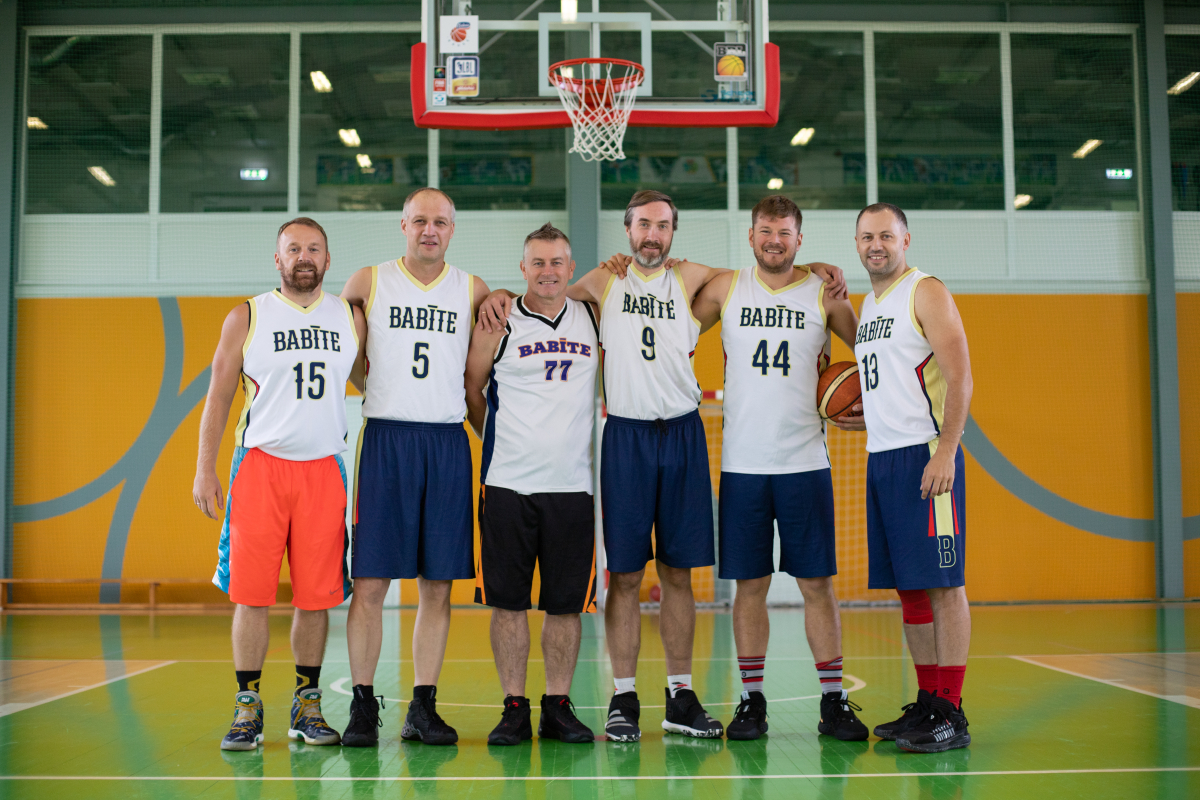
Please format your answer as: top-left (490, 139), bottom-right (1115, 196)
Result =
top-left (1, 766), bottom-right (1197, 782)
top-left (1010, 655), bottom-right (1200, 709)
top-left (0, 661), bottom-right (176, 717)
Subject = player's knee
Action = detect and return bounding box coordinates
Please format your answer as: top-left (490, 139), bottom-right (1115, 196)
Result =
top-left (418, 578), bottom-right (453, 604)
top-left (656, 563), bottom-right (692, 589)
top-left (351, 578), bottom-right (390, 606)
top-left (608, 569), bottom-right (646, 593)
top-left (796, 576), bottom-right (835, 604)
top-left (897, 589), bottom-right (934, 625)
top-left (736, 576), bottom-right (771, 599)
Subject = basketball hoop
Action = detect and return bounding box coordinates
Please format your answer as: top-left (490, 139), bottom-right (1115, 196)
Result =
top-left (549, 58), bottom-right (644, 162)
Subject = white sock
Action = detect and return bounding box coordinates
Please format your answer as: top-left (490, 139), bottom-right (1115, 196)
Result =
top-left (614, 677), bottom-right (636, 695)
top-left (667, 674), bottom-right (692, 698)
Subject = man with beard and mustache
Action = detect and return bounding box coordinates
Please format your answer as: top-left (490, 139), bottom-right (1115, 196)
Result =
top-left (689, 195), bottom-right (867, 742)
top-left (834, 203), bottom-right (973, 754)
top-left (194, 217), bottom-right (367, 751)
top-left (479, 190), bottom-right (848, 743)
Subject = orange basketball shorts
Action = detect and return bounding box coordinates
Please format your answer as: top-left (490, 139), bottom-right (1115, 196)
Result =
top-left (212, 446), bottom-right (351, 610)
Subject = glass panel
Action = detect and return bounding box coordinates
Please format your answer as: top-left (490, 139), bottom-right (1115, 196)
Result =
top-left (300, 32), bottom-right (423, 212)
top-left (25, 35), bottom-right (152, 214)
top-left (601, 127), bottom-right (728, 210)
top-left (1166, 35), bottom-right (1200, 212)
top-left (161, 34), bottom-right (290, 213)
top-left (438, 129), bottom-right (566, 210)
top-left (739, 32), bottom-right (865, 210)
top-left (1012, 34), bottom-right (1137, 211)
top-left (874, 33), bottom-right (1004, 210)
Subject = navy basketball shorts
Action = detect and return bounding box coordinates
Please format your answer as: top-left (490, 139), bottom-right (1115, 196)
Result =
top-left (866, 440), bottom-right (966, 590)
top-left (475, 485), bottom-right (598, 616)
top-left (600, 409), bottom-right (716, 573)
top-left (718, 469), bottom-right (837, 581)
top-left (352, 418), bottom-right (474, 581)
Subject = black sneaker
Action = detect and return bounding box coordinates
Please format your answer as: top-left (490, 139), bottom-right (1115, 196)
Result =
top-left (818, 691), bottom-right (869, 741)
top-left (726, 691), bottom-right (768, 741)
top-left (488, 696), bottom-right (533, 746)
top-left (605, 692), bottom-right (641, 742)
top-left (896, 696), bottom-right (970, 753)
top-left (873, 689), bottom-right (933, 741)
top-left (662, 688), bottom-right (724, 739)
top-left (402, 686), bottom-right (458, 745)
top-left (341, 685), bottom-right (384, 748)
top-left (538, 695), bottom-right (595, 744)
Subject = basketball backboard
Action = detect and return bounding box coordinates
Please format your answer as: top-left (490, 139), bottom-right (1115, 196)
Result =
top-left (412, 0), bottom-right (777, 130)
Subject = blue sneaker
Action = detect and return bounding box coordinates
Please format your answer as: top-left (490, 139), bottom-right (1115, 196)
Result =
top-left (221, 690), bottom-right (264, 751)
top-left (289, 688), bottom-right (341, 745)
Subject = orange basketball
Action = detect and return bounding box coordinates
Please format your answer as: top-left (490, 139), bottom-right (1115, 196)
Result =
top-left (717, 54), bottom-right (745, 76)
top-left (817, 361), bottom-right (862, 421)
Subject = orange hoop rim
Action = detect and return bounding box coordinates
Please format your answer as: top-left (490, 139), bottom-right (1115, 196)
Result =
top-left (548, 57), bottom-right (645, 91)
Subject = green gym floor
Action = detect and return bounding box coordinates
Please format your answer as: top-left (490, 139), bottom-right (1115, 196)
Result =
top-left (0, 604), bottom-right (1197, 799)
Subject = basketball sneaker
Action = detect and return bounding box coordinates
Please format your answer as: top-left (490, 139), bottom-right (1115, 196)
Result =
top-left (605, 691), bottom-right (641, 742)
top-left (873, 689), bottom-right (933, 741)
top-left (488, 696), bottom-right (533, 746)
top-left (726, 691), bottom-right (768, 741)
top-left (538, 695), bottom-right (595, 743)
top-left (287, 688), bottom-right (341, 745)
top-left (662, 688), bottom-right (724, 738)
top-left (220, 690), bottom-right (264, 751)
top-left (341, 685), bottom-right (384, 748)
top-left (896, 696), bottom-right (970, 753)
top-left (818, 691), bottom-right (869, 741)
top-left (401, 686), bottom-right (459, 745)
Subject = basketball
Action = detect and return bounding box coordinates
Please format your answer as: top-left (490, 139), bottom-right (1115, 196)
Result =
top-left (717, 54), bottom-right (746, 76)
top-left (451, 25), bottom-right (468, 42)
top-left (817, 361), bottom-right (862, 421)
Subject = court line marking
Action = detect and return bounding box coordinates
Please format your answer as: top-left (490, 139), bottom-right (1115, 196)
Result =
top-left (1, 767), bottom-right (1197, 782)
top-left (327, 675), bottom-right (865, 708)
top-left (0, 661), bottom-right (176, 717)
top-left (1009, 656), bottom-right (1200, 709)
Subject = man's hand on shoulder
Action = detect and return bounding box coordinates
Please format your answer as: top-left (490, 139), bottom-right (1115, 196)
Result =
top-left (601, 253), bottom-right (633, 279)
top-left (478, 289), bottom-right (515, 334)
top-left (808, 262), bottom-right (849, 301)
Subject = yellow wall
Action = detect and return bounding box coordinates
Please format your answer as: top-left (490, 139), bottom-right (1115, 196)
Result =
top-left (1178, 294), bottom-right (1200, 597)
top-left (8, 292), bottom-right (1187, 604)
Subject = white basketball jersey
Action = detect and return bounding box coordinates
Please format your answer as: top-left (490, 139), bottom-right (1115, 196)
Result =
top-left (482, 297), bottom-right (600, 494)
top-left (721, 267), bottom-right (831, 474)
top-left (360, 258), bottom-right (474, 423)
top-left (598, 267), bottom-right (702, 420)
top-left (855, 268), bottom-right (946, 453)
top-left (235, 290), bottom-right (358, 461)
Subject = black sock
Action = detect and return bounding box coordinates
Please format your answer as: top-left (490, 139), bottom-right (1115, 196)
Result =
top-left (414, 684), bottom-right (436, 700)
top-left (353, 684), bottom-right (375, 702)
top-left (296, 664), bottom-right (321, 693)
top-left (236, 670), bottom-right (262, 693)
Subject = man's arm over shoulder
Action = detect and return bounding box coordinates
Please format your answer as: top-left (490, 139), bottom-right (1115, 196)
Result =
top-left (692, 269), bottom-right (734, 334)
top-left (471, 275), bottom-right (493, 317)
top-left (193, 303), bottom-right (250, 520)
top-left (341, 266), bottom-right (375, 311)
top-left (676, 261), bottom-right (731, 302)
top-left (567, 265), bottom-right (616, 305)
top-left (464, 318), bottom-right (505, 438)
top-left (823, 287), bottom-right (859, 352)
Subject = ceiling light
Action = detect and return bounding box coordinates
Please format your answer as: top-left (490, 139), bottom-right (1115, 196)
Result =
top-left (240, 168), bottom-right (269, 181)
top-left (561, 0), bottom-right (578, 23)
top-left (1014, 194), bottom-right (1032, 209)
top-left (1167, 72), bottom-right (1200, 96)
top-left (767, 178), bottom-right (783, 190)
top-left (88, 166), bottom-right (115, 186)
top-left (790, 127), bottom-right (815, 146)
top-left (356, 154), bottom-right (372, 169)
top-left (338, 128), bottom-right (361, 147)
top-left (1106, 168), bottom-right (1133, 180)
top-left (26, 116), bottom-right (47, 129)
top-left (1072, 139), bottom-right (1102, 159)
top-left (310, 71), bottom-right (333, 93)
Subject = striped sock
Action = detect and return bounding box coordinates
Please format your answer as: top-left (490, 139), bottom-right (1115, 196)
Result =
top-left (815, 656), bottom-right (843, 695)
top-left (738, 656), bottom-right (765, 696)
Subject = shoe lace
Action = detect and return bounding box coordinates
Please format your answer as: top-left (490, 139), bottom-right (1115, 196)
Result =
top-left (835, 697), bottom-right (863, 720)
top-left (555, 696), bottom-right (580, 719)
top-left (732, 696), bottom-right (766, 722)
top-left (498, 700), bottom-right (526, 728)
top-left (418, 695), bottom-right (451, 729)
top-left (351, 695), bottom-right (385, 729)
top-left (294, 694), bottom-right (328, 728)
top-left (230, 701), bottom-right (260, 734)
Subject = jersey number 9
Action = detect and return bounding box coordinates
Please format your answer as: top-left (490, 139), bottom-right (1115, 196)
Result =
top-left (641, 326), bottom-right (656, 361)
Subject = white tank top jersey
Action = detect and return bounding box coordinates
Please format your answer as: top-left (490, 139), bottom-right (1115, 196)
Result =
top-left (855, 268), bottom-right (947, 453)
top-left (720, 266), bottom-right (832, 474)
top-left (234, 290), bottom-right (359, 461)
top-left (598, 267), bottom-right (702, 420)
top-left (360, 258), bottom-right (475, 424)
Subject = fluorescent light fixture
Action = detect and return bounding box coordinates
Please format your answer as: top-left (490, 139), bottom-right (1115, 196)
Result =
top-left (790, 127), bottom-right (815, 146)
top-left (1167, 71), bottom-right (1200, 96)
top-left (1014, 194), bottom-right (1032, 209)
top-left (240, 168), bottom-right (269, 181)
top-left (356, 154), bottom-right (373, 169)
top-left (1072, 139), bottom-right (1102, 159)
top-left (561, 0), bottom-right (578, 23)
top-left (561, 66), bottom-right (575, 80)
top-left (26, 116), bottom-right (47, 129)
top-left (310, 71), bottom-right (333, 93)
top-left (767, 178), bottom-right (784, 190)
top-left (1106, 168), bottom-right (1133, 180)
top-left (338, 128), bottom-right (361, 147)
top-left (88, 166), bottom-right (115, 187)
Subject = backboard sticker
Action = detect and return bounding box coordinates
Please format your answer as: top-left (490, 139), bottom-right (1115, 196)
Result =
top-left (433, 66), bottom-right (446, 92)
top-left (440, 15), bottom-right (479, 54)
top-left (715, 42), bottom-right (748, 82)
top-left (448, 56), bottom-right (480, 98)
top-left (432, 91), bottom-right (448, 107)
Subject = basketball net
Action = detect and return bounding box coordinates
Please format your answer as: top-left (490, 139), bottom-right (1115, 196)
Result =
top-left (549, 59), bottom-right (644, 162)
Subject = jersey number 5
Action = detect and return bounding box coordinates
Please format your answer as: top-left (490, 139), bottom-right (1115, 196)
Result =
top-left (292, 362), bottom-right (326, 400)
top-left (412, 342), bottom-right (430, 379)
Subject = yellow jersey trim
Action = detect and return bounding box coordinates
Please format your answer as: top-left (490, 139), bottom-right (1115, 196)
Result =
top-left (909, 273), bottom-right (935, 339)
top-left (599, 273), bottom-right (618, 308)
top-left (630, 264), bottom-right (666, 283)
top-left (398, 257), bottom-right (449, 292)
top-left (364, 265), bottom-right (379, 319)
top-left (674, 268), bottom-right (702, 329)
top-left (817, 279), bottom-right (828, 329)
top-left (468, 274), bottom-right (477, 326)
top-left (720, 270), bottom-right (740, 316)
top-left (241, 297), bottom-right (257, 359)
top-left (341, 296), bottom-right (360, 349)
top-left (873, 266), bottom-right (917, 304)
top-left (272, 289), bottom-right (326, 315)
top-left (752, 264), bottom-right (811, 296)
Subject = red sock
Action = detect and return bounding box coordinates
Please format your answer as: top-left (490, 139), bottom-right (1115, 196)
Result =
top-left (914, 663), bottom-right (938, 696)
top-left (938, 665), bottom-right (966, 708)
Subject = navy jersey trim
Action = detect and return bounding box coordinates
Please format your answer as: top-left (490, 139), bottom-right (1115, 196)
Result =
top-left (481, 367), bottom-right (500, 483)
top-left (493, 321), bottom-right (512, 365)
top-left (583, 301), bottom-right (600, 338)
top-left (915, 353), bottom-right (942, 436)
top-left (516, 296), bottom-right (568, 330)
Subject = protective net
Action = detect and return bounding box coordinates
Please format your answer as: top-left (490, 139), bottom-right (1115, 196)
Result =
top-left (550, 58), bottom-right (644, 163)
